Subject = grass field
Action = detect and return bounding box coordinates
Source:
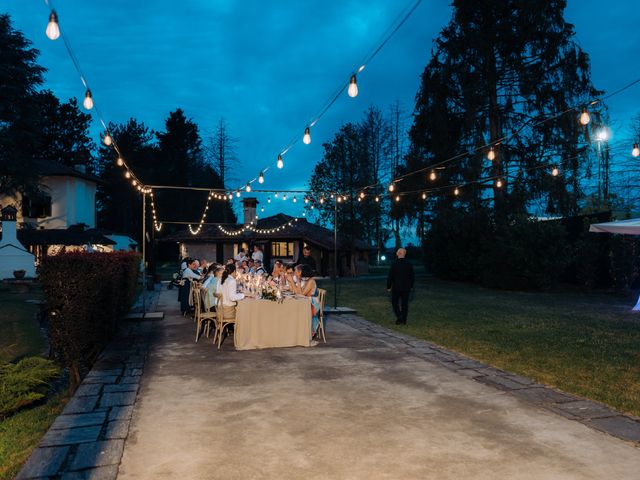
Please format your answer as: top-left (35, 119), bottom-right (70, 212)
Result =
top-left (0, 287), bottom-right (45, 363)
top-left (0, 286), bottom-right (65, 480)
top-left (0, 393), bottom-right (67, 480)
top-left (319, 277), bottom-right (640, 417)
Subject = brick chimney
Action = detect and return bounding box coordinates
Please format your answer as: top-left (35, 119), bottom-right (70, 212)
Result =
top-left (242, 197), bottom-right (258, 225)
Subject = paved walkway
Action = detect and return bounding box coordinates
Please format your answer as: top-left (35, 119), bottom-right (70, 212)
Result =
top-left (115, 289), bottom-right (640, 479)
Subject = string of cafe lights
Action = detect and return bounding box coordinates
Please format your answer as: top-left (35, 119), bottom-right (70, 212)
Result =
top-left (43, 0), bottom-right (425, 233)
top-left (43, 0), bottom-right (157, 225)
top-left (354, 75), bottom-right (640, 198)
top-left (217, 217), bottom-right (301, 236)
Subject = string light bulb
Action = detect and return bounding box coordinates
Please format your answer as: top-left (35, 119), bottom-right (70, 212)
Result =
top-left (395, 195), bottom-right (400, 202)
top-left (125, 171), bottom-right (131, 179)
top-left (579, 108), bottom-right (591, 126)
top-left (103, 132), bottom-right (112, 146)
top-left (283, 194), bottom-right (287, 200)
top-left (348, 75), bottom-right (358, 98)
top-left (83, 90), bottom-right (93, 110)
top-left (116, 157), bottom-right (124, 167)
top-left (293, 196), bottom-right (297, 203)
top-left (551, 167), bottom-right (559, 176)
top-left (422, 192), bottom-right (426, 200)
top-left (429, 170), bottom-right (436, 181)
top-left (487, 146), bottom-right (496, 161)
top-left (496, 178), bottom-right (503, 188)
top-left (236, 191), bottom-right (241, 198)
top-left (258, 172), bottom-right (265, 183)
top-left (304, 197), bottom-right (309, 204)
top-left (632, 144), bottom-right (640, 157)
top-left (275, 192), bottom-right (279, 198)
top-left (303, 127), bottom-right (311, 145)
top-left (277, 154), bottom-right (284, 169)
top-left (388, 183), bottom-right (395, 192)
top-left (320, 198), bottom-right (325, 204)
top-left (46, 11), bottom-right (60, 40)
top-left (337, 196), bottom-right (342, 203)
top-left (375, 196), bottom-right (380, 203)
top-left (359, 191), bottom-right (365, 199)
top-left (454, 187), bottom-right (460, 196)
top-left (132, 179), bottom-right (137, 187)
top-left (246, 183), bottom-right (251, 192)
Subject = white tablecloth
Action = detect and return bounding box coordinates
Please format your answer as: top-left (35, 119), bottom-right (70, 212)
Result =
top-left (234, 296), bottom-right (312, 350)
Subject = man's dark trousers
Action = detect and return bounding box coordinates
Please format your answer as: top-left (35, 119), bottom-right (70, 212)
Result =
top-left (391, 289), bottom-right (410, 324)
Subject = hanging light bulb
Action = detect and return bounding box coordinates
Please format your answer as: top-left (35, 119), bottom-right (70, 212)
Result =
top-left (275, 192), bottom-right (279, 198)
top-left (283, 194), bottom-right (287, 200)
top-left (258, 172), bottom-right (265, 183)
top-left (293, 196), bottom-right (297, 203)
top-left (83, 90), bottom-right (93, 110)
top-left (375, 196), bottom-right (380, 203)
top-left (429, 170), bottom-right (437, 181)
top-left (487, 146), bottom-right (496, 161)
top-left (320, 198), bottom-right (325, 204)
top-left (632, 144), bottom-right (640, 157)
top-left (496, 178), bottom-right (503, 188)
top-left (125, 171), bottom-right (131, 179)
top-left (579, 108), bottom-right (591, 126)
top-left (337, 196), bottom-right (342, 203)
top-left (277, 154), bottom-right (284, 169)
top-left (303, 127), bottom-right (311, 145)
top-left (454, 187), bottom-right (460, 196)
top-left (267, 196), bottom-right (271, 203)
top-left (395, 195), bottom-right (400, 202)
top-left (422, 192), bottom-right (427, 200)
top-left (330, 193), bottom-right (335, 199)
top-left (388, 183), bottom-right (395, 192)
top-left (132, 179), bottom-right (137, 187)
top-left (348, 75), bottom-right (358, 98)
top-left (359, 191), bottom-right (365, 199)
top-left (261, 207), bottom-right (264, 212)
top-left (236, 191), bottom-right (241, 198)
top-left (246, 182), bottom-right (251, 192)
top-left (103, 132), bottom-right (112, 146)
top-left (551, 167), bottom-right (559, 177)
top-left (310, 205), bottom-right (315, 210)
top-left (304, 197), bottom-right (309, 204)
top-left (46, 11), bottom-right (60, 40)
top-left (116, 157), bottom-right (124, 167)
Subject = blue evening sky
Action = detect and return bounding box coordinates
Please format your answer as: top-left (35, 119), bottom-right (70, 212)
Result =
top-left (4, 1), bottom-right (640, 229)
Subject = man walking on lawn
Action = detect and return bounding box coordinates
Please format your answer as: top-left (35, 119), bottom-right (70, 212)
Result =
top-left (387, 248), bottom-right (415, 325)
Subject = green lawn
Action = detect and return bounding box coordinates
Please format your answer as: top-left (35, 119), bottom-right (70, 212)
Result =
top-left (0, 286), bottom-right (66, 480)
top-left (0, 287), bottom-right (45, 363)
top-left (319, 277), bottom-right (640, 417)
top-left (0, 393), bottom-right (67, 480)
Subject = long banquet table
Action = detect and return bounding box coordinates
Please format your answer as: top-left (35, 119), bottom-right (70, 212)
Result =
top-left (234, 296), bottom-right (312, 350)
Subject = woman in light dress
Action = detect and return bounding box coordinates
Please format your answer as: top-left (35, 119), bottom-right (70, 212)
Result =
top-left (286, 264), bottom-right (321, 337)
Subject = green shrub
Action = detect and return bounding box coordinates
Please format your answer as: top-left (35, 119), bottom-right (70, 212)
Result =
top-left (38, 252), bottom-right (140, 386)
top-left (0, 357), bottom-right (60, 418)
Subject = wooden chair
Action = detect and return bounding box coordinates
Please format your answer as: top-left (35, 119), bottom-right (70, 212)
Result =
top-left (214, 296), bottom-right (237, 349)
top-left (316, 288), bottom-right (327, 343)
top-left (193, 286), bottom-right (216, 343)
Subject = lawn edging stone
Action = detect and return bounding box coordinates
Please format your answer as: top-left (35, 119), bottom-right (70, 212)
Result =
top-left (15, 317), bottom-right (157, 480)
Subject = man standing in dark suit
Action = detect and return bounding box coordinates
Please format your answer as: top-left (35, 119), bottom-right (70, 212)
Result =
top-left (387, 248), bottom-right (415, 325)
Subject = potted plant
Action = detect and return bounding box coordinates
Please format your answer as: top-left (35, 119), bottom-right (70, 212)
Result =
top-left (13, 269), bottom-right (26, 279)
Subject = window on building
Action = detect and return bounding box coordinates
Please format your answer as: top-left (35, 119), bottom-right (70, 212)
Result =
top-left (271, 241), bottom-right (294, 257)
top-left (21, 194), bottom-right (52, 218)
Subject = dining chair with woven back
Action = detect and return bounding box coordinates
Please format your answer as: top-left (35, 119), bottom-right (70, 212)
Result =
top-left (193, 286), bottom-right (216, 343)
top-left (316, 288), bottom-right (327, 343)
top-left (214, 296), bottom-right (237, 349)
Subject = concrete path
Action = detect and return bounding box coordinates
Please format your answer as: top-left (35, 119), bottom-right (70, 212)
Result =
top-left (117, 289), bottom-right (640, 479)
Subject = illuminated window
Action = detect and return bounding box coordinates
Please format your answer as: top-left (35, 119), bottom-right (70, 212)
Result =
top-left (271, 241), bottom-right (294, 257)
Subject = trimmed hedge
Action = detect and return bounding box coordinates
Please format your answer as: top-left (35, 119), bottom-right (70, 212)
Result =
top-left (38, 252), bottom-right (140, 386)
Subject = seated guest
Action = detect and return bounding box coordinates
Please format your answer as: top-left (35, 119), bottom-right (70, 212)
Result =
top-left (270, 261), bottom-right (284, 281)
top-left (234, 248), bottom-right (247, 262)
top-left (287, 264), bottom-right (321, 336)
top-left (219, 263), bottom-right (245, 318)
top-left (202, 265), bottom-right (224, 311)
top-left (254, 260), bottom-right (266, 275)
top-left (179, 258), bottom-right (202, 315)
top-left (199, 259), bottom-right (209, 274)
top-left (241, 260), bottom-right (249, 272)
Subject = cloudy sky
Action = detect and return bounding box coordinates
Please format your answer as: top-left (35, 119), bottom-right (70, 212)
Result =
top-left (5, 0), bottom-right (640, 223)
